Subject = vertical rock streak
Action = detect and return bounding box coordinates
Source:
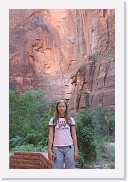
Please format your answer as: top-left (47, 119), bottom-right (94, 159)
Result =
top-left (9, 9), bottom-right (115, 111)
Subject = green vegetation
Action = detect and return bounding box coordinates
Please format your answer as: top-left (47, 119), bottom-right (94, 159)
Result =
top-left (9, 89), bottom-right (52, 152)
top-left (82, 90), bottom-right (88, 94)
top-left (9, 89), bottom-right (115, 168)
top-left (88, 51), bottom-right (100, 62)
top-left (76, 109), bottom-right (97, 164)
top-left (75, 106), bottom-right (115, 167)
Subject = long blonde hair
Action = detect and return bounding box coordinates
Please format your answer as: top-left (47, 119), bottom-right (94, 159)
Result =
top-left (53, 100), bottom-right (71, 125)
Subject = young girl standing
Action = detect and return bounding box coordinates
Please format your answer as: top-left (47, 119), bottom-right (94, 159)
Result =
top-left (48, 100), bottom-right (79, 169)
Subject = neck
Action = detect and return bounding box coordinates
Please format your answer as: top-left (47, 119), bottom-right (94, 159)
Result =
top-left (59, 114), bottom-right (65, 117)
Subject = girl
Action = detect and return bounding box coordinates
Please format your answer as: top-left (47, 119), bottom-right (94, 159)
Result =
top-left (48, 100), bottom-right (79, 169)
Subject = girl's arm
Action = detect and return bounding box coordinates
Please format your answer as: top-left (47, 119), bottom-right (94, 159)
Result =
top-left (71, 125), bottom-right (79, 160)
top-left (48, 126), bottom-right (54, 160)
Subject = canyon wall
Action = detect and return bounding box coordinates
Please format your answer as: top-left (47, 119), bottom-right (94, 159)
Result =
top-left (9, 9), bottom-right (115, 112)
top-left (69, 10), bottom-right (115, 112)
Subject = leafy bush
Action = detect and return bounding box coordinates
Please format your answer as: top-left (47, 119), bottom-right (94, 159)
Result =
top-left (75, 149), bottom-right (85, 168)
top-left (9, 136), bottom-right (26, 149)
top-left (9, 89), bottom-right (51, 151)
top-left (107, 111), bottom-right (115, 140)
top-left (92, 106), bottom-right (115, 141)
top-left (76, 106), bottom-right (115, 166)
top-left (76, 109), bottom-right (97, 164)
top-left (91, 107), bottom-right (115, 166)
top-left (25, 130), bottom-right (42, 145)
top-left (9, 89), bottom-right (115, 168)
top-left (92, 106), bottom-right (108, 137)
top-left (10, 144), bottom-right (45, 152)
top-left (9, 89), bottom-right (33, 139)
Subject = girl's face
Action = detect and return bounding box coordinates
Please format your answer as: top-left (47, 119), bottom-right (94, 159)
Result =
top-left (57, 101), bottom-right (66, 116)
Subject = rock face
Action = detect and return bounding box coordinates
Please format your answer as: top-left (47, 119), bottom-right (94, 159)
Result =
top-left (69, 10), bottom-right (115, 112)
top-left (9, 9), bottom-right (115, 111)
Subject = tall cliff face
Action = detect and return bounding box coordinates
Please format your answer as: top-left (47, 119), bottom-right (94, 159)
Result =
top-left (9, 9), bottom-right (79, 101)
top-left (9, 9), bottom-right (115, 111)
top-left (69, 10), bottom-right (115, 112)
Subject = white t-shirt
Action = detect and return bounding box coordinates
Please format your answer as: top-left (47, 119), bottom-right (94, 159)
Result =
top-left (48, 117), bottom-right (75, 146)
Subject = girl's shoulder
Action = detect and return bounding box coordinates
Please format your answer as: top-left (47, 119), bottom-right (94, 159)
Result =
top-left (70, 117), bottom-right (75, 125)
top-left (50, 117), bottom-right (54, 121)
top-left (70, 117), bottom-right (74, 121)
top-left (49, 117), bottom-right (55, 126)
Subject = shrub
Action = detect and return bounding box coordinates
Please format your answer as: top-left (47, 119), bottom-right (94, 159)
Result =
top-left (107, 111), bottom-right (115, 140)
top-left (10, 144), bottom-right (45, 152)
top-left (75, 148), bottom-right (85, 168)
top-left (9, 89), bottom-right (50, 151)
top-left (76, 109), bottom-right (97, 164)
top-left (9, 90), bottom-right (33, 139)
top-left (92, 107), bottom-right (115, 167)
top-left (92, 106), bottom-right (115, 141)
top-left (76, 106), bottom-right (115, 166)
top-left (92, 106), bottom-right (108, 137)
top-left (9, 136), bottom-right (26, 149)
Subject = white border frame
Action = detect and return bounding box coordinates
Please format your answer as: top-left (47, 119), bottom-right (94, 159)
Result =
top-left (0, 0), bottom-right (124, 179)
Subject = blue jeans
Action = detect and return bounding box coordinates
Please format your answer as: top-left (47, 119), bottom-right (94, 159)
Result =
top-left (52, 145), bottom-right (75, 169)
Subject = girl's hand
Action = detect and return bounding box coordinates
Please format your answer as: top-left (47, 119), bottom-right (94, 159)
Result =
top-left (48, 150), bottom-right (54, 161)
top-left (74, 150), bottom-right (79, 160)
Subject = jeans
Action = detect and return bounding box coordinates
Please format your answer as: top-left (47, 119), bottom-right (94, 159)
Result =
top-left (52, 145), bottom-right (75, 169)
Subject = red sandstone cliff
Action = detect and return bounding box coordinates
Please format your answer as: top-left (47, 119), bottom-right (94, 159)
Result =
top-left (9, 9), bottom-right (115, 111)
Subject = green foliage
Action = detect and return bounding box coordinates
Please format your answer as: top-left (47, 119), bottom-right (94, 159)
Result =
top-left (25, 130), bottom-right (42, 145)
top-left (9, 136), bottom-right (26, 149)
top-left (92, 106), bottom-right (108, 137)
top-left (9, 89), bottom-right (33, 138)
top-left (76, 109), bottom-right (97, 164)
top-left (92, 106), bottom-right (115, 141)
top-left (82, 90), bottom-right (88, 94)
top-left (77, 149), bottom-right (85, 164)
top-left (9, 89), bottom-right (52, 152)
top-left (92, 107), bottom-right (115, 167)
top-left (88, 51), bottom-right (99, 62)
top-left (106, 111), bottom-right (115, 139)
top-left (76, 106), bottom-right (115, 167)
top-left (95, 140), bottom-right (115, 168)
top-left (10, 144), bottom-right (45, 152)
top-left (9, 89), bottom-right (115, 168)
top-left (105, 143), bottom-right (115, 168)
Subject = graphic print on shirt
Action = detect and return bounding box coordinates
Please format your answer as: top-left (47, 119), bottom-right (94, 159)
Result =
top-left (56, 120), bottom-right (69, 130)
